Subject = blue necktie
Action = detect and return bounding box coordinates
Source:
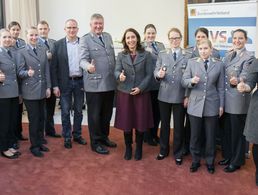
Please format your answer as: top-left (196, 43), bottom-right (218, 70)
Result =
top-left (7, 50), bottom-right (12, 58)
top-left (44, 40), bottom-right (50, 49)
top-left (33, 48), bottom-right (37, 55)
top-left (151, 42), bottom-right (158, 52)
top-left (173, 52), bottom-right (177, 61)
top-left (204, 60), bottom-right (209, 71)
top-left (99, 36), bottom-right (105, 46)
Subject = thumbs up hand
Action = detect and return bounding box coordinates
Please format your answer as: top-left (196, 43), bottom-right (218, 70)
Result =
top-left (119, 70), bottom-right (126, 82)
top-left (0, 70), bottom-right (5, 82)
top-left (191, 75), bottom-right (200, 84)
top-left (237, 77), bottom-right (251, 93)
top-left (87, 59), bottom-right (96, 73)
top-left (28, 66), bottom-right (35, 77)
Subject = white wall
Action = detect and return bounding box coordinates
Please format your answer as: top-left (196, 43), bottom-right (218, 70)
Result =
top-left (38, 0), bottom-right (185, 47)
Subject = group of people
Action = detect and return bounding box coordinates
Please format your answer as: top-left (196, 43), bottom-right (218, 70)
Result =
top-left (1, 13), bottom-right (258, 185)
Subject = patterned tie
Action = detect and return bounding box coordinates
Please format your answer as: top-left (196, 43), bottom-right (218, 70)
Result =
top-left (44, 40), bottom-right (50, 49)
top-left (151, 42), bottom-right (158, 52)
top-left (173, 52), bottom-right (177, 61)
top-left (230, 51), bottom-right (237, 62)
top-left (204, 59), bottom-right (209, 71)
top-left (33, 48), bottom-right (37, 55)
top-left (99, 36), bottom-right (105, 46)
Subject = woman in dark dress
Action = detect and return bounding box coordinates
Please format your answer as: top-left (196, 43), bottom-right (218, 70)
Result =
top-left (114, 28), bottom-right (153, 161)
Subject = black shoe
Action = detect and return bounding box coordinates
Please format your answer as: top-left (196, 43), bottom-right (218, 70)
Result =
top-left (93, 145), bottom-right (109, 155)
top-left (40, 145), bottom-right (50, 152)
top-left (41, 138), bottom-right (48, 145)
top-left (207, 164), bottom-right (215, 174)
top-left (12, 143), bottom-right (19, 150)
top-left (190, 162), bottom-right (201, 172)
top-left (18, 135), bottom-right (28, 141)
top-left (224, 164), bottom-right (240, 173)
top-left (46, 133), bottom-right (62, 138)
top-left (218, 159), bottom-right (230, 166)
top-left (31, 148), bottom-right (44, 158)
top-left (64, 139), bottom-right (72, 149)
top-left (1, 151), bottom-right (18, 159)
top-left (154, 136), bottom-right (160, 144)
top-left (101, 139), bottom-right (117, 148)
top-left (175, 158), bottom-right (183, 165)
top-left (73, 137), bottom-right (87, 145)
top-left (147, 139), bottom-right (158, 146)
top-left (156, 153), bottom-right (167, 160)
top-left (182, 149), bottom-right (190, 156)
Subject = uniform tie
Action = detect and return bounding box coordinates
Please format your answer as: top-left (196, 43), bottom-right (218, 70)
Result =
top-left (7, 50), bottom-right (12, 58)
top-left (44, 40), bottom-right (50, 49)
top-left (230, 51), bottom-right (237, 62)
top-left (99, 36), bottom-right (105, 46)
top-left (33, 48), bottom-right (37, 56)
top-left (16, 40), bottom-right (20, 48)
top-left (151, 42), bottom-right (158, 52)
top-left (173, 52), bottom-right (177, 61)
top-left (204, 59), bottom-right (209, 71)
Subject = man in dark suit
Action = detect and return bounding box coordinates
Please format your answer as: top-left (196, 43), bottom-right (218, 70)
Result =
top-left (51, 19), bottom-right (86, 149)
top-left (79, 13), bottom-right (117, 155)
top-left (37, 20), bottom-right (61, 139)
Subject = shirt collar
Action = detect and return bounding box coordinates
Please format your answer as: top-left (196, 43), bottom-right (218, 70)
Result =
top-left (66, 37), bottom-right (79, 44)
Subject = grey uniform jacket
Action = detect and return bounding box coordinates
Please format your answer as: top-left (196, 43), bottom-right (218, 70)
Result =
top-left (142, 41), bottom-right (165, 90)
top-left (79, 32), bottom-right (116, 92)
top-left (37, 38), bottom-right (56, 53)
top-left (223, 48), bottom-right (255, 114)
top-left (114, 50), bottom-right (153, 93)
top-left (0, 48), bottom-right (19, 98)
top-left (154, 48), bottom-right (188, 104)
top-left (18, 45), bottom-right (51, 100)
top-left (182, 57), bottom-right (225, 117)
top-left (15, 38), bottom-right (26, 49)
top-left (185, 46), bottom-right (220, 59)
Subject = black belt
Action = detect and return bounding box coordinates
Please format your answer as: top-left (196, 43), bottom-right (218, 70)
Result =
top-left (69, 76), bottom-right (83, 80)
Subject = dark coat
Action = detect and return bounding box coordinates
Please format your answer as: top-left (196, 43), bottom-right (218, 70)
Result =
top-left (244, 59), bottom-right (258, 144)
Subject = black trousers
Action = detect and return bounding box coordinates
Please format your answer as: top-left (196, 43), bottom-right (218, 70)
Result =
top-left (159, 101), bottom-right (185, 158)
top-left (0, 97), bottom-right (19, 151)
top-left (14, 102), bottom-right (23, 140)
top-left (183, 111), bottom-right (191, 152)
top-left (44, 90), bottom-right (56, 135)
top-left (149, 90), bottom-right (160, 139)
top-left (253, 144), bottom-right (258, 174)
top-left (189, 115), bottom-right (218, 165)
top-left (86, 91), bottom-right (114, 148)
top-left (222, 113), bottom-right (246, 166)
top-left (24, 99), bottom-right (45, 149)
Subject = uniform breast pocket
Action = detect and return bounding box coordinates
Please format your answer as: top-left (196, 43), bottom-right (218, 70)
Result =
top-left (87, 73), bottom-right (102, 88)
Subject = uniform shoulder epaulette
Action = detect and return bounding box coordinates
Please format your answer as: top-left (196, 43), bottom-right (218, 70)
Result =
top-left (48, 38), bottom-right (56, 42)
top-left (18, 38), bottom-right (25, 41)
top-left (159, 49), bottom-right (167, 54)
top-left (194, 57), bottom-right (201, 62)
top-left (83, 33), bottom-right (90, 37)
top-left (211, 57), bottom-right (221, 62)
top-left (184, 46), bottom-right (194, 53)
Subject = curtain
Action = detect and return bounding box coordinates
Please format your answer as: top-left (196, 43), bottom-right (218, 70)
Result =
top-left (5, 0), bottom-right (38, 39)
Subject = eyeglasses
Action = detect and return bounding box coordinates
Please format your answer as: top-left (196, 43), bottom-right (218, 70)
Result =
top-left (169, 37), bottom-right (181, 41)
top-left (66, 27), bottom-right (78, 29)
